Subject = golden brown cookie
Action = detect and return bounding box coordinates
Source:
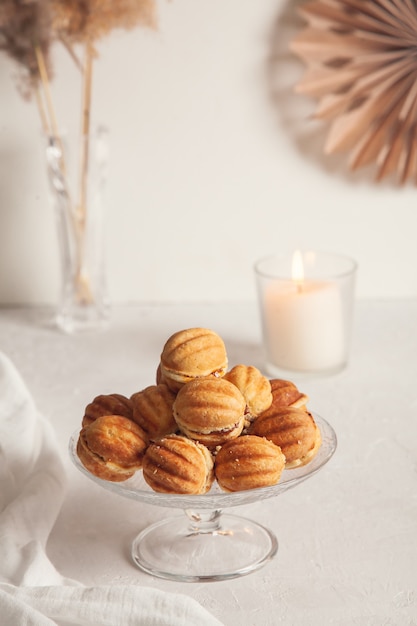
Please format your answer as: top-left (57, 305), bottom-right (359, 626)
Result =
top-left (159, 327), bottom-right (228, 392)
top-left (214, 435), bottom-right (286, 492)
top-left (131, 384), bottom-right (177, 439)
top-left (82, 393), bottom-right (133, 427)
top-left (142, 434), bottom-right (214, 494)
top-left (224, 364), bottom-right (272, 419)
top-left (250, 407), bottom-right (320, 469)
top-left (269, 379), bottom-right (309, 410)
top-left (173, 377), bottom-right (246, 448)
top-left (77, 415), bottom-right (148, 482)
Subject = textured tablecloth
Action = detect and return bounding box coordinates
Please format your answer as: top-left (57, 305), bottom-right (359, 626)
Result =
top-left (0, 301), bottom-right (416, 626)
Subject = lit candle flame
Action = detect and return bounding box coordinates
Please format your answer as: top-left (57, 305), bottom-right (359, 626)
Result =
top-left (292, 250), bottom-right (304, 291)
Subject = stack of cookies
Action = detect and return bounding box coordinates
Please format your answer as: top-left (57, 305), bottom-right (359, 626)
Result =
top-left (76, 328), bottom-right (321, 494)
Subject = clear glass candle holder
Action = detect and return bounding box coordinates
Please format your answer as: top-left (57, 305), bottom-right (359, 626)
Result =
top-left (254, 251), bottom-right (357, 377)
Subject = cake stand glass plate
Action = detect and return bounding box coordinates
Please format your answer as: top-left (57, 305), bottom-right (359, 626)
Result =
top-left (69, 413), bottom-right (337, 582)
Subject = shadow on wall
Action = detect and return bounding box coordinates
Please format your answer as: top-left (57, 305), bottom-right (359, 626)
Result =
top-left (265, 0), bottom-right (379, 187)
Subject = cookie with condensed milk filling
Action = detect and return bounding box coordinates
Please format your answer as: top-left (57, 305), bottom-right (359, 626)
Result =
top-left (159, 327), bottom-right (228, 392)
top-left (173, 377), bottom-right (245, 448)
top-left (250, 406), bottom-right (320, 469)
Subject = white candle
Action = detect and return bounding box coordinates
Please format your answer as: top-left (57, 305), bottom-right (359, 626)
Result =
top-left (255, 250), bottom-right (356, 375)
top-left (264, 279), bottom-right (345, 373)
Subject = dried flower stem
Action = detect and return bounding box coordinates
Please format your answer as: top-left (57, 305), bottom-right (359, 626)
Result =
top-left (35, 86), bottom-right (50, 135)
top-left (71, 42), bottom-right (95, 305)
top-left (59, 36), bottom-right (83, 71)
top-left (78, 42), bottom-right (94, 226)
top-left (36, 41), bottom-right (93, 304)
top-left (35, 45), bottom-right (60, 144)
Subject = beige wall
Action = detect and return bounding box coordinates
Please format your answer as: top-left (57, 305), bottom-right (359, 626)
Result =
top-left (1, 0), bottom-right (416, 305)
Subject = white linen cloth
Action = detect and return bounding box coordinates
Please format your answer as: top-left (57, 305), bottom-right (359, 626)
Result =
top-left (0, 352), bottom-right (223, 626)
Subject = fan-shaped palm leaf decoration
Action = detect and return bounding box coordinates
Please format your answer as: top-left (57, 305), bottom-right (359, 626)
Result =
top-left (290, 0), bottom-right (417, 184)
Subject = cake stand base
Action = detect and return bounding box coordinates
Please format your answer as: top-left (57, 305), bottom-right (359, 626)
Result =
top-left (131, 511), bottom-right (278, 582)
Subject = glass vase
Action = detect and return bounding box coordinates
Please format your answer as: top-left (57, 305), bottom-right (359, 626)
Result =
top-left (45, 126), bottom-right (110, 333)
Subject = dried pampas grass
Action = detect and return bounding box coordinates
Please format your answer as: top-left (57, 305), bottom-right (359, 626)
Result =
top-left (1, 0), bottom-right (157, 305)
top-left (47, 0), bottom-right (157, 211)
top-left (0, 0), bottom-right (157, 128)
top-left (0, 0), bottom-right (53, 97)
top-left (290, 0), bottom-right (417, 185)
top-left (51, 0), bottom-right (156, 45)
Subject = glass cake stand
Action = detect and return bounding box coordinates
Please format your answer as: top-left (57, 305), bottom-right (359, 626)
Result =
top-left (69, 413), bottom-right (337, 582)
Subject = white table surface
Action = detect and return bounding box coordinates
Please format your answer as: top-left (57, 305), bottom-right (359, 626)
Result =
top-left (0, 300), bottom-right (416, 626)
